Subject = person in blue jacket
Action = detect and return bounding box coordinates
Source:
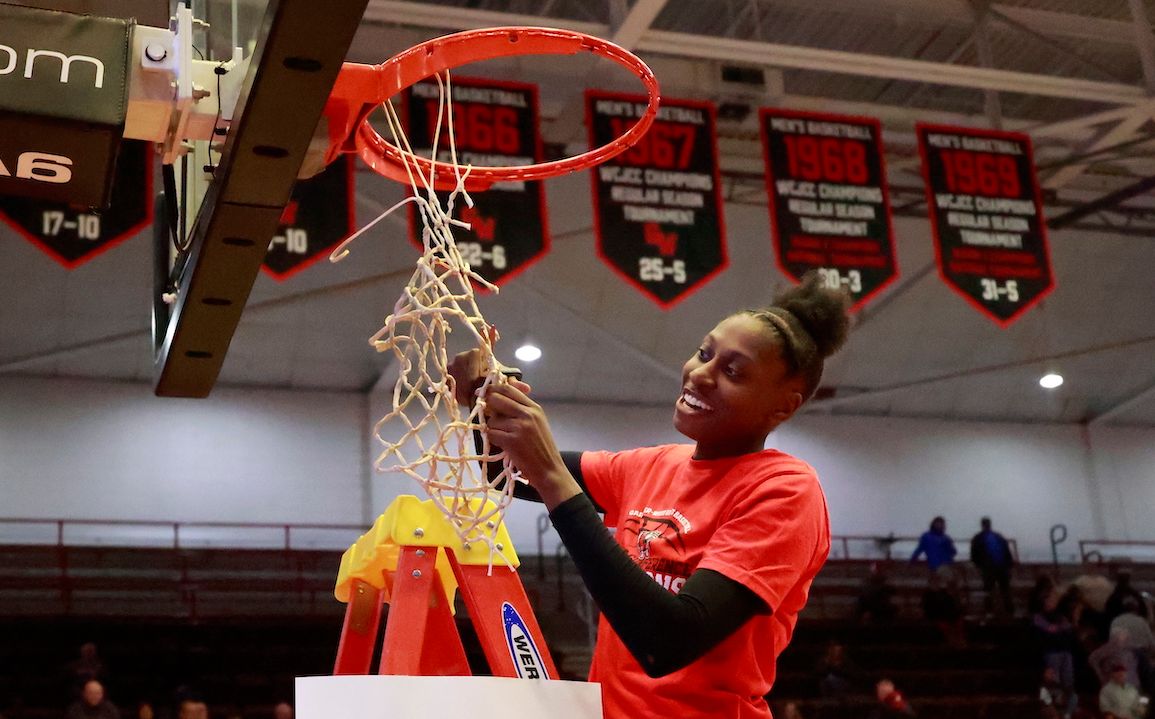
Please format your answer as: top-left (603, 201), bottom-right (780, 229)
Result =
top-left (911, 516), bottom-right (957, 571)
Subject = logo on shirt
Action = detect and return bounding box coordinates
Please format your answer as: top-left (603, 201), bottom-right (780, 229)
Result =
top-left (625, 514), bottom-right (685, 559)
top-left (623, 508), bottom-right (692, 593)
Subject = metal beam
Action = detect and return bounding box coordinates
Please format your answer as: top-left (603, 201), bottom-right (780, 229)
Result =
top-left (987, 6), bottom-right (1131, 83)
top-left (1048, 174), bottom-right (1155, 229)
top-left (153, 0), bottom-right (371, 397)
top-left (1043, 106), bottom-right (1155, 189)
top-left (1129, 0), bottom-right (1155, 93)
top-left (366, 1), bottom-right (1146, 106)
top-left (971, 0), bottom-right (1003, 130)
top-left (753, 0), bottom-right (1143, 47)
top-left (1028, 104), bottom-right (1154, 139)
top-left (363, 1), bottom-right (601, 34)
top-left (623, 0), bottom-right (1147, 48)
top-left (640, 31), bottom-right (1146, 105)
top-left (611, 0), bottom-right (669, 50)
top-left (995, 4), bottom-right (1137, 46)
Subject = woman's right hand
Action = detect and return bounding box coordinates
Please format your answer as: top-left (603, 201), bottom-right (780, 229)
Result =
top-left (448, 348), bottom-right (486, 408)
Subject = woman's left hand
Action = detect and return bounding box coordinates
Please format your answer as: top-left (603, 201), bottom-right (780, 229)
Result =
top-left (483, 379), bottom-right (581, 508)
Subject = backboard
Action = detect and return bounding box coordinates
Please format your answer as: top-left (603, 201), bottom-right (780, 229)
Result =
top-left (152, 0), bottom-right (369, 397)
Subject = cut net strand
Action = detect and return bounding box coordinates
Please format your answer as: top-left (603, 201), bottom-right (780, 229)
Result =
top-left (330, 72), bottom-right (523, 571)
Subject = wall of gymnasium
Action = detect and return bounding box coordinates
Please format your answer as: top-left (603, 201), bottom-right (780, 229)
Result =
top-left (1, 374), bottom-right (1151, 563)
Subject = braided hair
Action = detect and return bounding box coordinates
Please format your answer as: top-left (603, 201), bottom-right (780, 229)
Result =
top-left (739, 272), bottom-right (851, 401)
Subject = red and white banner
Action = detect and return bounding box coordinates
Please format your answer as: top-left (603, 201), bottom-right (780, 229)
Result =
top-left (761, 109), bottom-right (898, 311)
top-left (405, 76), bottom-right (549, 287)
top-left (0, 141), bottom-right (152, 268)
top-left (587, 91), bottom-right (727, 308)
top-left (262, 154), bottom-right (356, 280)
top-left (917, 124), bottom-right (1053, 326)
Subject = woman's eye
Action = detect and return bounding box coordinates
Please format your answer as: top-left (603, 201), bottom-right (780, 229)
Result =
top-left (697, 347), bottom-right (710, 360)
top-left (724, 366), bottom-right (740, 378)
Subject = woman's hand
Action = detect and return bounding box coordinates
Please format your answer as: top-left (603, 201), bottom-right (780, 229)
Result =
top-left (483, 380), bottom-right (582, 509)
top-left (447, 348), bottom-right (487, 408)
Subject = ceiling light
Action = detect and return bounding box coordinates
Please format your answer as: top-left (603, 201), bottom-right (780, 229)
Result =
top-left (514, 344), bottom-right (542, 363)
top-left (1039, 373), bottom-right (1064, 389)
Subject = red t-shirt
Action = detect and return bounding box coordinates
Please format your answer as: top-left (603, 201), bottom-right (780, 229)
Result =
top-left (580, 444), bottom-right (830, 719)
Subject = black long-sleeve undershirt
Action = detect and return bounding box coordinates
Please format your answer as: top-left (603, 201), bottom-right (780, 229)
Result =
top-left (474, 434), bottom-right (767, 676)
top-left (549, 492), bottom-right (767, 677)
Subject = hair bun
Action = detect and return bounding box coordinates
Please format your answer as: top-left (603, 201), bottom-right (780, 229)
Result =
top-left (772, 271), bottom-right (851, 359)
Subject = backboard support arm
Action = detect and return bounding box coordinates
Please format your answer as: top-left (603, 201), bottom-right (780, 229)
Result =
top-left (153, 0), bottom-right (370, 398)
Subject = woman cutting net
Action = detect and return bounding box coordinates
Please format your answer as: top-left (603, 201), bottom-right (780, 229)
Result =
top-left (449, 272), bottom-right (851, 719)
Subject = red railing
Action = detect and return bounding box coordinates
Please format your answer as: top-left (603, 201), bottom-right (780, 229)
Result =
top-left (827, 534), bottom-right (1019, 563)
top-left (0, 517), bottom-right (367, 550)
top-left (1, 518), bottom-right (1030, 561)
top-left (1079, 539), bottom-right (1155, 564)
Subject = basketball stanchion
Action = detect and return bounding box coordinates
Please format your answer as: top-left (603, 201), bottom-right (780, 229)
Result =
top-left (332, 496), bottom-right (557, 680)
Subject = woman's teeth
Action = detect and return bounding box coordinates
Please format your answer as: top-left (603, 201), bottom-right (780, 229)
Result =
top-left (682, 392), bottom-right (713, 411)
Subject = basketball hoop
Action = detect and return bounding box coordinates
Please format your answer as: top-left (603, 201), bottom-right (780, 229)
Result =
top-left (327, 28), bottom-right (660, 563)
top-left (321, 26), bottom-right (660, 190)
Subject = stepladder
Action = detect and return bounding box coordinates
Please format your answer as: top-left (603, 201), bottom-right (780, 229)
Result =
top-left (331, 495), bottom-right (558, 680)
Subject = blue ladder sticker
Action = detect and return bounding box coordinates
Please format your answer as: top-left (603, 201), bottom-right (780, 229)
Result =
top-left (502, 602), bottom-right (549, 679)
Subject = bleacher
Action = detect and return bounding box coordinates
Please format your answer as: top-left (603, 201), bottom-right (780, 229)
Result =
top-left (0, 543), bottom-right (342, 620)
top-left (0, 532), bottom-right (1150, 719)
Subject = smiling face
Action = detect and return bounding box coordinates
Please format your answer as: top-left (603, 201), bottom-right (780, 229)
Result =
top-left (674, 314), bottom-right (804, 460)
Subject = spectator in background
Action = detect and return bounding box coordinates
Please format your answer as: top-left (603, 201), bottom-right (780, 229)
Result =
top-left (1029, 575), bottom-right (1059, 615)
top-left (1107, 572), bottom-right (1150, 625)
top-left (1075, 572), bottom-right (1115, 615)
top-left (1099, 663), bottom-right (1148, 719)
top-left (1039, 666), bottom-right (1076, 719)
top-left (67, 681), bottom-right (120, 719)
top-left (1112, 599), bottom-right (1155, 654)
top-left (779, 702), bottom-right (805, 719)
top-left (870, 679), bottom-right (916, 718)
top-left (1090, 627), bottom-right (1141, 690)
top-left (922, 566), bottom-right (966, 648)
top-left (969, 517), bottom-right (1015, 618)
top-left (272, 704), bottom-right (292, 719)
top-left (65, 643), bottom-right (107, 700)
top-left (857, 562), bottom-right (898, 625)
top-left (1109, 600), bottom-right (1155, 697)
top-left (177, 698), bottom-right (208, 719)
top-left (1033, 586), bottom-right (1079, 715)
top-left (815, 640), bottom-right (861, 699)
top-left (910, 517), bottom-right (956, 573)
top-left (1074, 572), bottom-right (1115, 645)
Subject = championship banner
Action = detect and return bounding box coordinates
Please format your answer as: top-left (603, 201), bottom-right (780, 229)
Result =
top-left (587, 91), bottom-right (727, 308)
top-left (917, 124), bottom-right (1053, 326)
top-left (262, 154), bottom-right (355, 280)
top-left (0, 140), bottom-right (152, 268)
top-left (404, 76), bottom-right (548, 287)
top-left (760, 109), bottom-right (898, 311)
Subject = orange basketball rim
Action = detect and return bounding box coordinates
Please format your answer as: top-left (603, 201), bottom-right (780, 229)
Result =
top-left (319, 26), bottom-right (661, 191)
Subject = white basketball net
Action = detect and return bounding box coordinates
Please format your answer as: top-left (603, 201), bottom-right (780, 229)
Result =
top-left (330, 73), bottom-right (522, 565)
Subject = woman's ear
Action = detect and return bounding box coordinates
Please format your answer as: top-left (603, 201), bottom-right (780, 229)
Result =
top-left (775, 391), bottom-right (804, 419)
